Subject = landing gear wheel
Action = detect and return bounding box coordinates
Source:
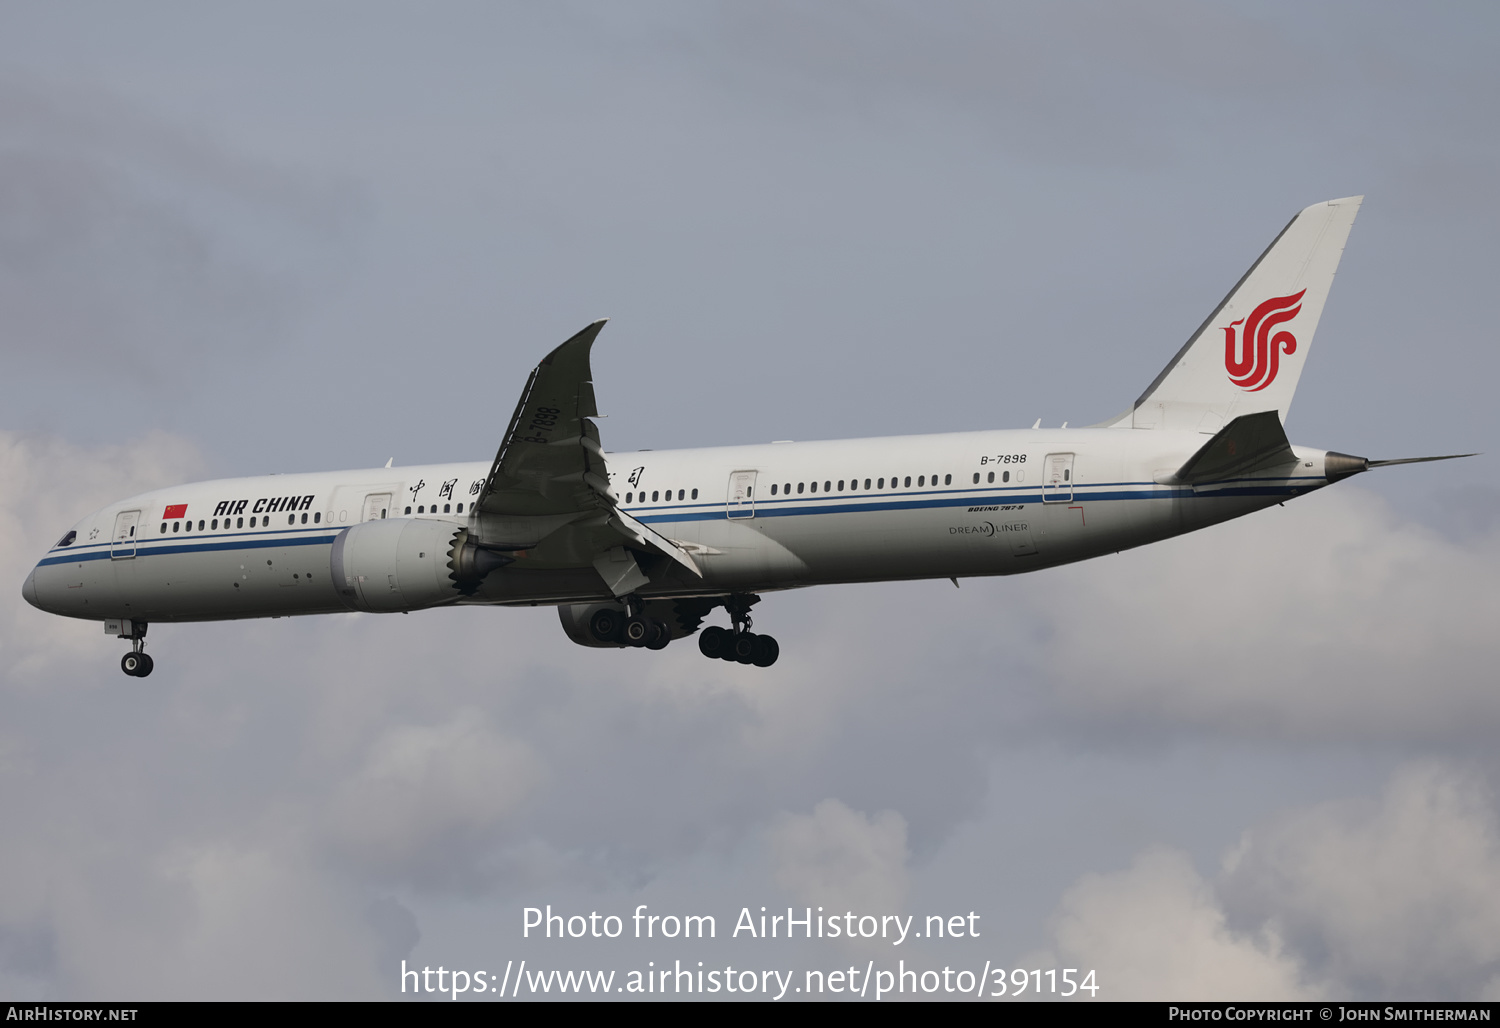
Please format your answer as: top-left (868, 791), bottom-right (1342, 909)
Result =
top-left (645, 618), bottom-right (671, 650)
top-left (623, 614), bottom-right (653, 648)
top-left (698, 626), bottom-right (729, 659)
top-left (750, 634), bottom-right (779, 668)
top-left (731, 632), bottom-right (758, 664)
top-left (121, 652), bottom-right (153, 677)
top-left (590, 608), bottom-right (625, 644)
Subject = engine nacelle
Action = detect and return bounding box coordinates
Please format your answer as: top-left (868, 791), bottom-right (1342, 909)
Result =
top-left (330, 518), bottom-right (467, 613)
top-left (557, 599), bottom-right (711, 648)
top-left (558, 602), bottom-right (630, 648)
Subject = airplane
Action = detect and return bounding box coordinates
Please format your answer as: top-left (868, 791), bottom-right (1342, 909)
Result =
top-left (22, 196), bottom-right (1471, 676)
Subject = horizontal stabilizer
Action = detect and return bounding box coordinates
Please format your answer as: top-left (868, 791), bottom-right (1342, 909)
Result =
top-left (1171, 410), bottom-right (1296, 484)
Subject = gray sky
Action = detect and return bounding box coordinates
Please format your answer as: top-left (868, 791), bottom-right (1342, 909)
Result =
top-left (1, 1), bottom-right (1497, 1001)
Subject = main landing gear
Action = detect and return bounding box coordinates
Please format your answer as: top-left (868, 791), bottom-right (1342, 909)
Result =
top-left (697, 595), bottom-right (779, 668)
top-left (583, 593), bottom-right (780, 667)
top-left (589, 605), bottom-right (671, 651)
top-left (117, 621), bottom-right (154, 677)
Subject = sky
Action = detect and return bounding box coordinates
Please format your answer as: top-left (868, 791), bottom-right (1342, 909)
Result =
top-left (1, 0), bottom-right (1497, 1002)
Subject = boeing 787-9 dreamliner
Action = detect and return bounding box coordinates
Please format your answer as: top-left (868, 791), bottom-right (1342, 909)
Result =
top-left (22, 196), bottom-right (1469, 674)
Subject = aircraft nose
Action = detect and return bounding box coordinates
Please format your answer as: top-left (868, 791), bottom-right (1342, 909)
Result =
top-left (22, 568), bottom-right (40, 610)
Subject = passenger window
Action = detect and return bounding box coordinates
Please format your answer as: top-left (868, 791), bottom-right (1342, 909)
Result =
top-left (160, 523), bottom-right (167, 534)
top-left (288, 514), bottom-right (295, 525)
top-left (1064, 469), bottom-right (1070, 481)
top-left (173, 522), bottom-right (180, 533)
top-left (838, 480), bottom-right (844, 491)
top-left (691, 489), bottom-right (698, 499)
top-left (797, 483), bottom-right (804, 494)
top-left (864, 479), bottom-right (871, 489)
top-left (1003, 471), bottom-right (1010, 482)
top-left (678, 490), bottom-right (684, 501)
top-left (810, 482), bottom-right (817, 493)
top-left (405, 506), bottom-right (412, 515)
top-left (444, 503), bottom-right (451, 513)
top-left (771, 484), bottom-right (778, 495)
top-left (824, 481), bottom-right (830, 492)
top-left (457, 503), bottom-right (463, 513)
top-left (211, 519), bottom-right (218, 530)
top-left (918, 476), bottom-right (925, 487)
top-left (988, 472), bottom-right (995, 483)
top-left (973, 473), bottom-right (980, 484)
top-left (236, 517), bottom-right (244, 528)
top-left (626, 492), bottom-right (633, 503)
top-left (904, 476), bottom-right (911, 488)
top-left (652, 491), bottom-right (659, 502)
top-left (878, 478), bottom-right (884, 489)
top-left (315, 512), bottom-right (322, 523)
top-left (944, 474), bottom-right (951, 485)
top-left (184, 522), bottom-right (191, 533)
top-left (784, 483), bottom-right (791, 495)
top-left (301, 513), bottom-right (308, 524)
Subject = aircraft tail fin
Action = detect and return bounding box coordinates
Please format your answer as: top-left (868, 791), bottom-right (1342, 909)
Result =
top-left (1112, 196), bottom-right (1362, 433)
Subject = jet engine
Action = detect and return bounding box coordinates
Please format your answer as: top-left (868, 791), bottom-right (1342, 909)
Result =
top-left (330, 519), bottom-right (511, 612)
top-left (557, 598), bottom-right (714, 649)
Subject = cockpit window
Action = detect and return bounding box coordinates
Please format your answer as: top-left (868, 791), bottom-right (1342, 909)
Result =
top-left (55, 530), bottom-right (77, 548)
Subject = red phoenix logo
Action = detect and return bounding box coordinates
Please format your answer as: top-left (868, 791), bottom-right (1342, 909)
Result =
top-left (1222, 290), bottom-right (1305, 392)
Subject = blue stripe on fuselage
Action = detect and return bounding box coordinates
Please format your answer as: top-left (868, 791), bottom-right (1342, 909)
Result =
top-left (37, 532), bottom-right (340, 567)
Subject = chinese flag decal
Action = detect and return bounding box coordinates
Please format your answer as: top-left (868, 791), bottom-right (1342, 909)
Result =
top-left (163, 504), bottom-right (188, 519)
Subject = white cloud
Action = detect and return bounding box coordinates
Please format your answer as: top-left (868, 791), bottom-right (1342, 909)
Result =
top-left (1031, 848), bottom-right (1316, 1001)
top-left (1031, 762), bottom-right (1500, 1000)
top-left (769, 799), bottom-right (910, 915)
top-left (326, 708), bottom-right (542, 881)
top-left (1034, 485), bottom-right (1500, 741)
top-left (1220, 763), bottom-right (1500, 998)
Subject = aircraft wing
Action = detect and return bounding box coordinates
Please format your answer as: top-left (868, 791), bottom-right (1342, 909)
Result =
top-left (474, 321), bottom-right (700, 592)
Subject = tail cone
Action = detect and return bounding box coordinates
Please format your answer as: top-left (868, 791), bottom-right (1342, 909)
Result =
top-left (1324, 451), bottom-right (1370, 482)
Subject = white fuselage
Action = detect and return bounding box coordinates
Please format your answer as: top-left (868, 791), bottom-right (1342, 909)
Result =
top-left (24, 427), bottom-right (1334, 623)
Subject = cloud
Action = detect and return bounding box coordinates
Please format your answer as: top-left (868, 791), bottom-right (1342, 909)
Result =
top-left (1031, 762), bottom-right (1500, 1000)
top-left (1220, 763), bottom-right (1500, 999)
top-left (326, 709), bottom-right (542, 884)
top-left (0, 77), bottom-right (356, 388)
top-left (769, 799), bottom-right (910, 915)
top-left (3, 420), bottom-right (1496, 1000)
top-left (1032, 847), bottom-right (1315, 1000)
top-left (1032, 484), bottom-right (1500, 743)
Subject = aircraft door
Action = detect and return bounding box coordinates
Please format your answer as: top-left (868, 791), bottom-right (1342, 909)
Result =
top-left (726, 471), bottom-right (757, 520)
top-left (1042, 453), bottom-right (1075, 503)
top-left (362, 493), bottom-right (393, 522)
top-left (110, 510), bottom-right (140, 559)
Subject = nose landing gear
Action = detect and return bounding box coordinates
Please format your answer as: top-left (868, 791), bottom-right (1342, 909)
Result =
top-left (121, 650), bottom-right (154, 677)
top-left (110, 619), bottom-right (154, 677)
